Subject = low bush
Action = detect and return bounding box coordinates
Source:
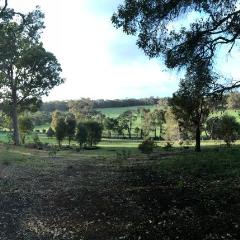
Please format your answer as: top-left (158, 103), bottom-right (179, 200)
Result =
top-left (138, 139), bottom-right (156, 154)
top-left (163, 142), bottom-right (173, 150)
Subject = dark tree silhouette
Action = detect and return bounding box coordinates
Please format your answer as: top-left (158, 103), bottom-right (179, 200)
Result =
top-left (112, 1), bottom-right (240, 90)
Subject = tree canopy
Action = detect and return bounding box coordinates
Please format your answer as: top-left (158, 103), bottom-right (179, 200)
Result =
top-left (169, 61), bottom-right (219, 151)
top-left (0, 3), bottom-right (63, 145)
top-left (112, 0), bottom-right (240, 89)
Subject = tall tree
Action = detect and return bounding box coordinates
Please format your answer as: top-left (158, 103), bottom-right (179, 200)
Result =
top-left (55, 118), bottom-right (66, 148)
top-left (19, 115), bottom-right (34, 144)
top-left (65, 114), bottom-right (76, 146)
top-left (104, 117), bottom-right (119, 138)
top-left (68, 98), bottom-right (96, 121)
top-left (75, 122), bottom-right (87, 148)
top-left (118, 110), bottom-right (137, 139)
top-left (169, 61), bottom-right (218, 152)
top-left (151, 109), bottom-right (166, 139)
top-left (51, 111), bottom-right (63, 131)
top-left (84, 121), bottom-right (103, 147)
top-left (0, 6), bottom-right (63, 145)
top-left (164, 107), bottom-right (180, 142)
top-left (137, 108), bottom-right (150, 139)
top-left (227, 92), bottom-right (240, 110)
top-left (112, 1), bottom-right (240, 90)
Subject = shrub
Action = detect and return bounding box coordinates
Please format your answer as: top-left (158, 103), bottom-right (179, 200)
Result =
top-left (19, 116), bottom-right (34, 144)
top-left (163, 142), bottom-right (173, 150)
top-left (46, 127), bottom-right (55, 138)
top-left (138, 139), bottom-right (156, 154)
top-left (32, 133), bottom-right (43, 149)
top-left (215, 115), bottom-right (240, 147)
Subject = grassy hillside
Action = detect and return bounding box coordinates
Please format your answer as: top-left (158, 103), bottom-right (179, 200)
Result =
top-left (0, 144), bottom-right (240, 238)
top-left (97, 105), bottom-right (155, 118)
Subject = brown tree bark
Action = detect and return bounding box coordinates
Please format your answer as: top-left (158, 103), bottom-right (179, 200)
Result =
top-left (195, 124), bottom-right (201, 152)
top-left (12, 91), bottom-right (20, 145)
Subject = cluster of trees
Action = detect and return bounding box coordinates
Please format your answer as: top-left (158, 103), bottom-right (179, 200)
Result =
top-left (41, 97), bottom-right (164, 113)
top-left (112, 0), bottom-right (240, 152)
top-left (40, 97), bottom-right (165, 113)
top-left (103, 108), bottom-right (166, 139)
top-left (93, 97), bottom-right (161, 108)
top-left (49, 111), bottom-right (103, 148)
top-left (206, 115), bottom-right (240, 147)
top-left (226, 92), bottom-right (240, 110)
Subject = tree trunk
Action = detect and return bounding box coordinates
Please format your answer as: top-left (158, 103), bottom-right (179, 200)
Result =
top-left (140, 129), bottom-right (143, 139)
top-left (154, 128), bottom-right (157, 139)
top-left (128, 128), bottom-right (131, 139)
top-left (159, 124), bottom-right (162, 140)
top-left (195, 125), bottom-right (201, 152)
top-left (12, 95), bottom-right (20, 145)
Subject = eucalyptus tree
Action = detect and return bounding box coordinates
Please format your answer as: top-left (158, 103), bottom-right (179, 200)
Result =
top-left (151, 109), bottom-right (166, 139)
top-left (118, 110), bottom-right (137, 139)
top-left (65, 114), bottom-right (76, 146)
top-left (169, 61), bottom-right (219, 152)
top-left (0, 4), bottom-right (63, 145)
top-left (19, 115), bottom-right (34, 144)
top-left (68, 98), bottom-right (95, 121)
top-left (112, 1), bottom-right (240, 90)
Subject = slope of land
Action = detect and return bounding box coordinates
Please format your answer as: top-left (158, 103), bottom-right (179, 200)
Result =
top-left (0, 144), bottom-right (240, 239)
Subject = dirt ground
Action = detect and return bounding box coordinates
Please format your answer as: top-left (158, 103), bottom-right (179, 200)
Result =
top-left (0, 149), bottom-right (240, 240)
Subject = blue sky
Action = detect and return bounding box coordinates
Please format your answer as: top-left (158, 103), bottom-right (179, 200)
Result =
top-left (7, 0), bottom-right (240, 100)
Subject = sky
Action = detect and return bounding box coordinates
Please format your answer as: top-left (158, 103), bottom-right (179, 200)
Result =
top-left (7, 0), bottom-right (240, 101)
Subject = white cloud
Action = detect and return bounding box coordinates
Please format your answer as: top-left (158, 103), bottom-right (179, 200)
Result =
top-left (8, 0), bottom-right (178, 100)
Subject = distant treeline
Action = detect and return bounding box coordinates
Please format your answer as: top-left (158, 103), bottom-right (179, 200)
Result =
top-left (40, 97), bottom-right (163, 112)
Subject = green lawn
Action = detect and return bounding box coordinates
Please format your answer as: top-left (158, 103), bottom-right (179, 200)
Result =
top-left (97, 105), bottom-right (155, 118)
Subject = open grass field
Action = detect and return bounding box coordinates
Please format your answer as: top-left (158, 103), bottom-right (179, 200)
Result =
top-left (96, 105), bottom-right (155, 118)
top-left (0, 141), bottom-right (240, 239)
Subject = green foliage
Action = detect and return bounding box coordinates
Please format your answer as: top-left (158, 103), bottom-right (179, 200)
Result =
top-left (51, 111), bottom-right (62, 130)
top-left (169, 61), bottom-right (219, 152)
top-left (227, 92), bottom-right (240, 110)
top-left (116, 149), bottom-right (131, 161)
top-left (104, 117), bottom-right (119, 138)
top-left (0, 6), bottom-right (63, 145)
top-left (84, 121), bottom-right (103, 147)
top-left (46, 127), bottom-right (55, 138)
top-left (75, 122), bottom-right (87, 148)
top-left (151, 108), bottom-right (166, 139)
top-left (212, 115), bottom-right (240, 147)
top-left (19, 116), bottom-right (34, 144)
top-left (206, 117), bottom-right (221, 140)
top-left (112, 1), bottom-right (239, 72)
top-left (68, 98), bottom-right (96, 121)
top-left (118, 110), bottom-right (137, 139)
top-left (138, 139), bottom-right (156, 154)
top-left (164, 108), bottom-right (180, 142)
top-left (65, 115), bottom-right (76, 146)
top-left (55, 118), bottom-right (66, 147)
top-left (163, 142), bottom-right (173, 151)
top-left (31, 133), bottom-right (43, 149)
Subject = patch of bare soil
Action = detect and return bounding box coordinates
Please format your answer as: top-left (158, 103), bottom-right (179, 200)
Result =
top-left (0, 159), bottom-right (240, 239)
